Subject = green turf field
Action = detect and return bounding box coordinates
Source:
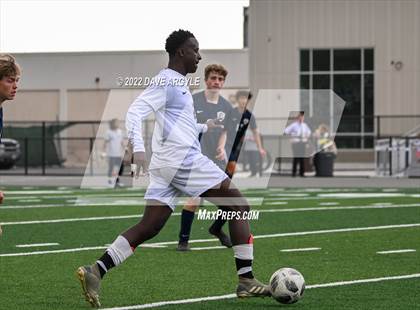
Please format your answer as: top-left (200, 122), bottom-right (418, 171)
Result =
top-left (1, 186), bottom-right (420, 309)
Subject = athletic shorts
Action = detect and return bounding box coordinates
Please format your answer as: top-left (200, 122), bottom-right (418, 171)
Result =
top-left (144, 154), bottom-right (228, 210)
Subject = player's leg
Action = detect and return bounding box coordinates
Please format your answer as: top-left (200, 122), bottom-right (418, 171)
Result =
top-left (201, 178), bottom-right (271, 298)
top-left (207, 159), bottom-right (240, 248)
top-left (76, 200), bottom-right (172, 307)
top-left (177, 197), bottom-right (201, 251)
top-left (299, 157), bottom-right (305, 176)
top-left (248, 151), bottom-right (258, 177)
top-left (116, 159), bottom-right (124, 187)
top-left (292, 157), bottom-right (298, 176)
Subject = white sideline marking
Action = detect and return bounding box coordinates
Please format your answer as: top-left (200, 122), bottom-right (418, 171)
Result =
top-left (319, 202), bottom-right (339, 206)
top-left (0, 200), bottom-right (146, 209)
top-left (16, 243), bottom-right (59, 248)
top-left (3, 203), bottom-right (420, 226)
top-left (269, 193), bottom-right (309, 197)
top-left (280, 247), bottom-right (321, 252)
top-left (190, 246), bottom-right (226, 251)
top-left (265, 201), bottom-right (288, 205)
top-left (318, 193), bottom-right (405, 198)
top-left (377, 249), bottom-right (416, 254)
top-left (17, 199), bottom-right (41, 203)
top-left (100, 273), bottom-right (420, 310)
top-left (0, 246), bottom-right (107, 257)
top-left (4, 190), bottom-right (73, 195)
top-left (2, 223), bottom-right (420, 257)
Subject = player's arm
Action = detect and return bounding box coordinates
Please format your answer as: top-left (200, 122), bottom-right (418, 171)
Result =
top-left (126, 89), bottom-right (161, 177)
top-left (0, 191), bottom-right (4, 204)
top-left (251, 128), bottom-right (266, 157)
top-left (196, 117), bottom-right (224, 134)
top-left (103, 132), bottom-right (109, 154)
top-left (215, 130), bottom-right (227, 160)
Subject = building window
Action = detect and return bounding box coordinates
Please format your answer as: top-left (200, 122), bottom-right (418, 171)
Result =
top-left (299, 48), bottom-right (374, 148)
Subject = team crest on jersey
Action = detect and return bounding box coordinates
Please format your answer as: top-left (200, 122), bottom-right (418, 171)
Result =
top-left (217, 111), bottom-right (226, 121)
top-left (243, 118), bottom-right (249, 125)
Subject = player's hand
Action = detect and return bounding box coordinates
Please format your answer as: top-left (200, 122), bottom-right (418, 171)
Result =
top-left (131, 151), bottom-right (148, 178)
top-left (206, 119), bottom-right (224, 130)
top-left (0, 191), bottom-right (4, 204)
top-left (259, 148), bottom-right (267, 157)
top-left (215, 146), bottom-right (225, 161)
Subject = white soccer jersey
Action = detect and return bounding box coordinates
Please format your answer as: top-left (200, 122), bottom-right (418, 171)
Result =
top-left (126, 68), bottom-right (207, 170)
top-left (284, 121), bottom-right (312, 142)
top-left (105, 128), bottom-right (124, 157)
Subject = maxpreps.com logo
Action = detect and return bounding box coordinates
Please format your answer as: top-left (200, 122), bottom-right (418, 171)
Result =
top-left (197, 209), bottom-right (260, 221)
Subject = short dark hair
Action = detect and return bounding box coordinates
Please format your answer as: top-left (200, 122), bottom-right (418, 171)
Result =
top-left (165, 29), bottom-right (195, 56)
top-left (204, 64), bottom-right (228, 80)
top-left (236, 90), bottom-right (253, 100)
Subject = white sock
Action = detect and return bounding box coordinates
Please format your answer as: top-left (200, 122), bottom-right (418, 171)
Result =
top-left (233, 244), bottom-right (254, 276)
top-left (233, 244), bottom-right (254, 260)
top-left (106, 235), bottom-right (133, 266)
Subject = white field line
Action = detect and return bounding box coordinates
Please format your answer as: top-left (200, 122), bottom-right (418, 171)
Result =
top-left (377, 249), bottom-right (416, 254)
top-left (3, 193), bottom-right (419, 207)
top-left (3, 222), bottom-right (420, 257)
top-left (0, 246), bottom-right (107, 257)
top-left (4, 190), bottom-right (73, 195)
top-left (100, 273), bottom-right (420, 310)
top-left (319, 202), bottom-right (339, 206)
top-left (4, 194), bottom-right (145, 201)
top-left (265, 201), bottom-right (288, 205)
top-left (280, 247), bottom-right (321, 252)
top-left (0, 201), bottom-right (146, 210)
top-left (16, 243), bottom-right (59, 248)
top-left (3, 203), bottom-right (420, 226)
top-left (190, 246), bottom-right (226, 251)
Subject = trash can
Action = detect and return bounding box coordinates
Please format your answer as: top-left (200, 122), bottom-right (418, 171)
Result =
top-left (314, 152), bottom-right (335, 176)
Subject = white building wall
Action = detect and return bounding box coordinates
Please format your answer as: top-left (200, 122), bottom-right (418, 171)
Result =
top-left (249, 0), bottom-right (420, 121)
top-left (5, 49), bottom-right (248, 122)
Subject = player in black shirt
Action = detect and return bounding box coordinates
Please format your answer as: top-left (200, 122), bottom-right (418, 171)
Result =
top-left (218, 91), bottom-right (266, 177)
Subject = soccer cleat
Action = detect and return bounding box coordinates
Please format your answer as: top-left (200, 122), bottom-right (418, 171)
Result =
top-left (208, 228), bottom-right (232, 248)
top-left (76, 264), bottom-right (101, 308)
top-left (176, 241), bottom-right (190, 251)
top-left (236, 277), bottom-right (271, 298)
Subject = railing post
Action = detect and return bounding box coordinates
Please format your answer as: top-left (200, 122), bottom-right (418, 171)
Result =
top-left (24, 137), bottom-right (28, 175)
top-left (89, 137), bottom-right (94, 176)
top-left (388, 137), bottom-right (392, 176)
top-left (41, 122), bottom-right (46, 175)
top-left (376, 115), bottom-right (380, 139)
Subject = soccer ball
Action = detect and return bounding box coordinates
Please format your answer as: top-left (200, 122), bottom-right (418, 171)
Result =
top-left (269, 267), bottom-right (305, 304)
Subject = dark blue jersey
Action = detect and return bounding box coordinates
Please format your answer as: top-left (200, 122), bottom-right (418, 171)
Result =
top-left (193, 91), bottom-right (233, 161)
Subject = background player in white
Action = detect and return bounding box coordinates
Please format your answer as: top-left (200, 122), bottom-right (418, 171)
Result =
top-left (0, 54), bottom-right (21, 236)
top-left (76, 29), bottom-right (270, 308)
top-left (104, 118), bottom-right (125, 188)
top-left (284, 111), bottom-right (312, 177)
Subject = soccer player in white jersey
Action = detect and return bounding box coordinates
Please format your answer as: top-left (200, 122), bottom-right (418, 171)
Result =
top-left (76, 30), bottom-right (270, 308)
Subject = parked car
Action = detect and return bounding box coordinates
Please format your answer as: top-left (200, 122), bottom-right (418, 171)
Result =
top-left (0, 138), bottom-right (21, 169)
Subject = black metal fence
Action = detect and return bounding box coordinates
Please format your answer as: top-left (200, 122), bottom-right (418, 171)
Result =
top-left (1, 115), bottom-right (419, 176)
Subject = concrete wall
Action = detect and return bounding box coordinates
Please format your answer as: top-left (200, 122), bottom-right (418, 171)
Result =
top-left (4, 49), bottom-right (249, 122)
top-left (249, 0), bottom-right (420, 135)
